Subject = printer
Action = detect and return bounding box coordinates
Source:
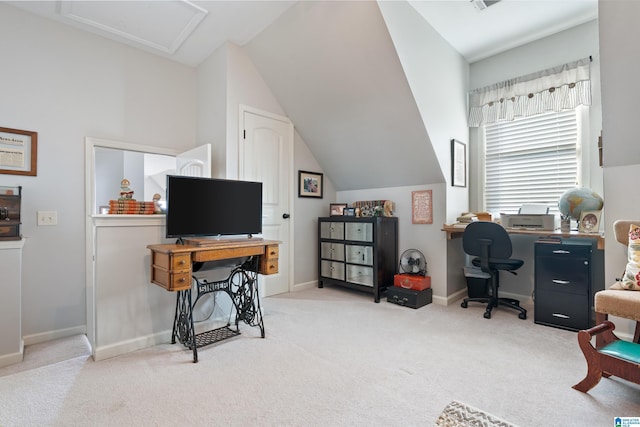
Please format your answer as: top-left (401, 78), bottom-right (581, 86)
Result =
top-left (500, 204), bottom-right (556, 231)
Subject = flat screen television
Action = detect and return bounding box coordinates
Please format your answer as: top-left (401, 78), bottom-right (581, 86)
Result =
top-left (166, 175), bottom-right (263, 239)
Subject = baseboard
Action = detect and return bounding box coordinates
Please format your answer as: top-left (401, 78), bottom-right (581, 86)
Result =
top-left (438, 288), bottom-right (467, 306)
top-left (23, 325), bottom-right (86, 346)
top-left (93, 330), bottom-right (172, 361)
top-left (0, 340), bottom-right (23, 368)
top-left (292, 280), bottom-right (316, 292)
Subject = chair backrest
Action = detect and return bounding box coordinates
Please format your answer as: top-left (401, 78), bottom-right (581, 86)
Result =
top-left (463, 221), bottom-right (513, 259)
top-left (614, 220), bottom-right (640, 246)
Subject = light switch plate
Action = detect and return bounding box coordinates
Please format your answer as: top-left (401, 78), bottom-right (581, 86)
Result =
top-left (37, 211), bottom-right (57, 226)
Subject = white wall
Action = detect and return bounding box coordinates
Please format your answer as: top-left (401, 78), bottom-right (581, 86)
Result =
top-left (469, 20), bottom-right (603, 208)
top-left (196, 41), bottom-right (336, 293)
top-left (599, 0), bottom-right (640, 339)
top-left (379, 0), bottom-right (469, 224)
top-left (0, 4), bottom-right (197, 341)
top-left (196, 46), bottom-right (227, 178)
top-left (225, 42), bottom-right (288, 180)
top-left (377, 1), bottom-right (470, 300)
top-left (293, 131), bottom-right (337, 287)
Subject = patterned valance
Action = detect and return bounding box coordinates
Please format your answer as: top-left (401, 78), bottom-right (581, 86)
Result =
top-left (468, 57), bottom-right (591, 127)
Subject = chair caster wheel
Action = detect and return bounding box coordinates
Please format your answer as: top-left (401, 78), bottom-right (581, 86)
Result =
top-left (461, 301), bottom-right (468, 308)
top-left (519, 313), bottom-right (527, 320)
top-left (483, 311), bottom-right (491, 319)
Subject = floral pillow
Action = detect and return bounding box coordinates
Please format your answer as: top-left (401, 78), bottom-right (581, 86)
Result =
top-left (621, 224), bottom-right (640, 290)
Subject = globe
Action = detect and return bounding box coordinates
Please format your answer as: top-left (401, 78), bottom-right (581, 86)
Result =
top-left (558, 187), bottom-right (603, 220)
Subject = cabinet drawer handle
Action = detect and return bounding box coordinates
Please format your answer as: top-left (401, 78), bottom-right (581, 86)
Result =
top-left (178, 277), bottom-right (186, 283)
top-left (552, 250), bottom-right (571, 254)
top-left (552, 279), bottom-right (571, 285)
top-left (552, 313), bottom-right (570, 319)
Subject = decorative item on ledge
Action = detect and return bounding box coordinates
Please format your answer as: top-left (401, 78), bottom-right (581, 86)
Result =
top-left (118, 178), bottom-right (135, 200)
top-left (108, 200), bottom-right (156, 215)
top-left (0, 185), bottom-right (21, 240)
top-left (352, 200), bottom-right (394, 217)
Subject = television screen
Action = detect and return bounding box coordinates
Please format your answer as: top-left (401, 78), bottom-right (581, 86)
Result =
top-left (166, 175), bottom-right (263, 238)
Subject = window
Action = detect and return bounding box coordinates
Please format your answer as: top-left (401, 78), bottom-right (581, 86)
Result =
top-left (483, 109), bottom-right (581, 216)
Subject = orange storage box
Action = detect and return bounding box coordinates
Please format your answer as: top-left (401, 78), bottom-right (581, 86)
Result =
top-left (394, 274), bottom-right (431, 291)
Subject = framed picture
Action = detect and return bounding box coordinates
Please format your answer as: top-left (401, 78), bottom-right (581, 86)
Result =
top-left (412, 190), bottom-right (433, 224)
top-left (298, 170), bottom-right (323, 198)
top-left (343, 207), bottom-right (356, 216)
top-left (330, 203), bottom-right (347, 216)
top-left (451, 139), bottom-right (466, 188)
top-left (0, 127), bottom-right (37, 176)
top-left (579, 210), bottom-right (602, 233)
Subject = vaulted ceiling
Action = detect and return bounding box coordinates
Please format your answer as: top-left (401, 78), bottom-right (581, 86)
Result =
top-left (245, 1), bottom-right (442, 190)
top-left (8, 0), bottom-right (598, 191)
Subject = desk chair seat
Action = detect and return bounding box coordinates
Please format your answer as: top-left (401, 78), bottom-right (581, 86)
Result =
top-left (461, 221), bottom-right (527, 320)
top-left (472, 257), bottom-right (523, 272)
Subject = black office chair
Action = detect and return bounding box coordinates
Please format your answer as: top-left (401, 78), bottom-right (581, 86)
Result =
top-left (461, 221), bottom-right (527, 320)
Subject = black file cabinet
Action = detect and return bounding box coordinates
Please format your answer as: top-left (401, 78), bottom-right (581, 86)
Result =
top-left (534, 241), bottom-right (592, 331)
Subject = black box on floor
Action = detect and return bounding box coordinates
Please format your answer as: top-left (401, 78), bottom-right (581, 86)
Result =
top-left (387, 287), bottom-right (432, 309)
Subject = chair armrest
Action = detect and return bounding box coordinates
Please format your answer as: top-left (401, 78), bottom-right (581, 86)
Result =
top-left (582, 321), bottom-right (615, 337)
top-left (577, 321), bottom-right (618, 352)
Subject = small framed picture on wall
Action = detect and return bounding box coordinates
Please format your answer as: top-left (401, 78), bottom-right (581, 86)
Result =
top-left (298, 170), bottom-right (323, 198)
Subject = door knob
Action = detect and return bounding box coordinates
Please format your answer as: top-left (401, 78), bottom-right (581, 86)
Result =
top-left (283, 213), bottom-right (290, 219)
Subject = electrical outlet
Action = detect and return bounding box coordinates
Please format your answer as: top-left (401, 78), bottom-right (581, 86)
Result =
top-left (37, 211), bottom-right (57, 226)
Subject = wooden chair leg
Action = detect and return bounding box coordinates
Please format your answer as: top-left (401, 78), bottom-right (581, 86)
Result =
top-left (573, 329), bottom-right (604, 393)
top-left (634, 321), bottom-right (640, 344)
top-left (595, 312), bottom-right (607, 349)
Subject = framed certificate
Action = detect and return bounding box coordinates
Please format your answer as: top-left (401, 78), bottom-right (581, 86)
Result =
top-left (412, 190), bottom-right (433, 224)
top-left (0, 127), bottom-right (37, 176)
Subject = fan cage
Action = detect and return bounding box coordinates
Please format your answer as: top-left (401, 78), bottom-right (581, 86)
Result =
top-left (399, 249), bottom-right (427, 276)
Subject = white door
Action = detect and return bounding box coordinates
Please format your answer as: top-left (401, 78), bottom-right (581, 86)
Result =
top-left (240, 107), bottom-right (293, 297)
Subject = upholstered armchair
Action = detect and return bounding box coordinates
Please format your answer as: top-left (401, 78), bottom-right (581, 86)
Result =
top-left (593, 220), bottom-right (640, 348)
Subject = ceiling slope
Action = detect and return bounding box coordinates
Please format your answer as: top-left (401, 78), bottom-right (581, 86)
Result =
top-left (245, 0), bottom-right (443, 191)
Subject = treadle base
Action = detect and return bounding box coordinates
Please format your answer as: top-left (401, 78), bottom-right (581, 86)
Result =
top-left (193, 326), bottom-right (240, 349)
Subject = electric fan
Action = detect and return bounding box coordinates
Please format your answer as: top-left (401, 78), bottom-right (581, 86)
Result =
top-left (399, 249), bottom-right (427, 276)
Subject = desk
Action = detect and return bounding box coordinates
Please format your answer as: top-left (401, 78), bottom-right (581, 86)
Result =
top-left (443, 223), bottom-right (605, 329)
top-left (147, 238), bottom-right (280, 362)
top-left (442, 223), bottom-right (605, 250)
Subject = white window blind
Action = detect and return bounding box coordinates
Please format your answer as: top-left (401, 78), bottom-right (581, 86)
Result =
top-left (484, 109), bottom-right (578, 215)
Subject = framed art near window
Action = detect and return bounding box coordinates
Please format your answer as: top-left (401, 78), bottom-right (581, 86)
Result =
top-left (451, 139), bottom-right (466, 187)
top-left (298, 170), bottom-right (323, 198)
top-left (0, 127), bottom-right (37, 176)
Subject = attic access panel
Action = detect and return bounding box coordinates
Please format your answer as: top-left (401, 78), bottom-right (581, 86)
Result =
top-left (59, 0), bottom-right (207, 54)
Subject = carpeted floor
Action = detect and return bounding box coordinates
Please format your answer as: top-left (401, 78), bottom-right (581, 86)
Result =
top-left (0, 286), bottom-right (638, 426)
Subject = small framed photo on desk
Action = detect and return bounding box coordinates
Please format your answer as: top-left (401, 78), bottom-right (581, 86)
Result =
top-left (579, 210), bottom-right (601, 233)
